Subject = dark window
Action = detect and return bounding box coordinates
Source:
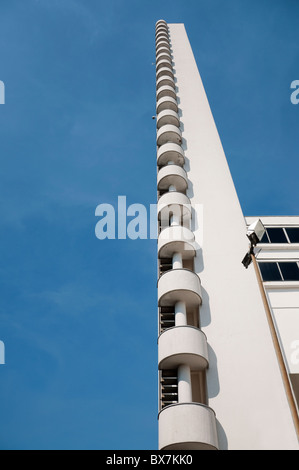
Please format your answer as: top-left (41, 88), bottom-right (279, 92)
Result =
top-left (161, 370), bottom-right (178, 409)
top-left (260, 231), bottom-right (270, 243)
top-left (279, 262), bottom-right (299, 281)
top-left (258, 263), bottom-right (282, 281)
top-left (266, 228), bottom-right (288, 243)
top-left (285, 228), bottom-right (299, 244)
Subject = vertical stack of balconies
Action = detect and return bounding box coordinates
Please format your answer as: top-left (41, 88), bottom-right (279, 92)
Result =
top-left (155, 19), bottom-right (219, 451)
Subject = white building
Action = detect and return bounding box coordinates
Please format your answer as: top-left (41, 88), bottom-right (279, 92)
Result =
top-left (246, 217), bottom-right (299, 412)
top-left (155, 20), bottom-right (299, 450)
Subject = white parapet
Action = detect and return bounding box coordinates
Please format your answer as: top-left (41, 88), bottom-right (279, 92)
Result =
top-left (156, 86), bottom-right (176, 102)
top-left (156, 109), bottom-right (180, 129)
top-left (156, 58), bottom-right (172, 73)
top-left (157, 124), bottom-right (182, 146)
top-left (157, 164), bottom-right (187, 191)
top-left (157, 142), bottom-right (184, 166)
top-left (156, 49), bottom-right (171, 61)
top-left (158, 225), bottom-right (195, 259)
top-left (158, 325), bottom-right (208, 370)
top-left (156, 33), bottom-right (169, 44)
top-left (158, 269), bottom-right (202, 307)
top-left (156, 74), bottom-right (175, 90)
top-left (157, 191), bottom-right (191, 221)
top-left (156, 46), bottom-right (171, 60)
top-left (156, 96), bottom-right (177, 114)
top-left (156, 39), bottom-right (170, 49)
top-left (159, 403), bottom-right (219, 450)
top-left (156, 66), bottom-right (174, 81)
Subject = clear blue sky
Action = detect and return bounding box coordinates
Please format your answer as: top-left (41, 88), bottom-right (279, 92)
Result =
top-left (0, 0), bottom-right (298, 450)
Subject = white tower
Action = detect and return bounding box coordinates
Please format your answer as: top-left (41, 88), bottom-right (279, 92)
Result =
top-left (155, 20), bottom-right (299, 450)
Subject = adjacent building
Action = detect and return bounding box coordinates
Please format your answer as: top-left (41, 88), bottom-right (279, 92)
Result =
top-left (246, 216), bottom-right (299, 412)
top-left (155, 20), bottom-right (299, 450)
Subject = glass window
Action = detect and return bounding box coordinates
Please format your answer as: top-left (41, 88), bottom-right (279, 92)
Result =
top-left (258, 262), bottom-right (282, 281)
top-left (279, 262), bottom-right (299, 281)
top-left (260, 231), bottom-right (270, 243)
top-left (266, 228), bottom-right (288, 243)
top-left (285, 228), bottom-right (299, 244)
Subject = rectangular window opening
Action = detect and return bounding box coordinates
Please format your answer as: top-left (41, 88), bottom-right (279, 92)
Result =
top-left (160, 369), bottom-right (178, 409)
top-left (285, 228), bottom-right (299, 244)
top-left (278, 262), bottom-right (299, 281)
top-left (266, 227), bottom-right (288, 243)
top-left (258, 262), bottom-right (282, 282)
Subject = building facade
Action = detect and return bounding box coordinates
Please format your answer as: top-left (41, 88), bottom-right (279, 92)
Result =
top-left (155, 20), bottom-right (299, 450)
top-left (246, 216), bottom-right (299, 413)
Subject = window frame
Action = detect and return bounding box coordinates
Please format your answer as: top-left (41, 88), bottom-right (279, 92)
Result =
top-left (259, 226), bottom-right (299, 244)
top-left (258, 261), bottom-right (299, 282)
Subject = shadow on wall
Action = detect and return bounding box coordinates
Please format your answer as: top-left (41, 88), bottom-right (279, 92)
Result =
top-left (207, 343), bottom-right (229, 450)
top-left (207, 344), bottom-right (220, 398)
top-left (199, 285), bottom-right (210, 327)
top-left (200, 287), bottom-right (228, 449)
top-left (216, 419), bottom-right (228, 450)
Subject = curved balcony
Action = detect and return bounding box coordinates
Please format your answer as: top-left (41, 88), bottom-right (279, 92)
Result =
top-left (156, 59), bottom-right (172, 73)
top-left (155, 24), bottom-right (168, 37)
top-left (158, 268), bottom-right (202, 307)
top-left (156, 42), bottom-right (171, 52)
top-left (156, 51), bottom-right (170, 63)
top-left (156, 19), bottom-right (167, 27)
top-left (156, 50), bottom-right (172, 65)
top-left (156, 21), bottom-right (168, 30)
top-left (156, 56), bottom-right (172, 67)
top-left (158, 225), bottom-right (195, 259)
top-left (156, 30), bottom-right (168, 40)
top-left (156, 49), bottom-right (172, 62)
top-left (156, 40), bottom-right (170, 51)
top-left (155, 18), bottom-right (167, 28)
top-left (156, 46), bottom-right (172, 60)
top-left (157, 191), bottom-right (191, 220)
top-left (156, 21), bottom-right (168, 29)
top-left (157, 164), bottom-right (187, 189)
top-left (156, 85), bottom-right (176, 102)
top-left (157, 124), bottom-right (182, 146)
top-left (158, 326), bottom-right (208, 370)
top-left (156, 96), bottom-right (178, 114)
top-left (156, 75), bottom-right (175, 91)
top-left (156, 32), bottom-right (169, 43)
top-left (157, 142), bottom-right (185, 166)
top-left (159, 403), bottom-right (219, 450)
top-left (156, 109), bottom-right (180, 129)
top-left (156, 67), bottom-right (174, 81)
top-left (156, 25), bottom-right (168, 36)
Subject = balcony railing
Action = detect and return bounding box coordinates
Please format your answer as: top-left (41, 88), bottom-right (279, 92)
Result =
top-left (158, 325), bottom-right (208, 370)
top-left (159, 403), bottom-right (219, 450)
top-left (156, 109), bottom-right (180, 129)
top-left (158, 268), bottom-right (202, 307)
top-left (157, 142), bottom-right (185, 167)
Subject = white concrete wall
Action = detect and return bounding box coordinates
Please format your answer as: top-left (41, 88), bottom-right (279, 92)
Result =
top-left (169, 23), bottom-right (299, 449)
